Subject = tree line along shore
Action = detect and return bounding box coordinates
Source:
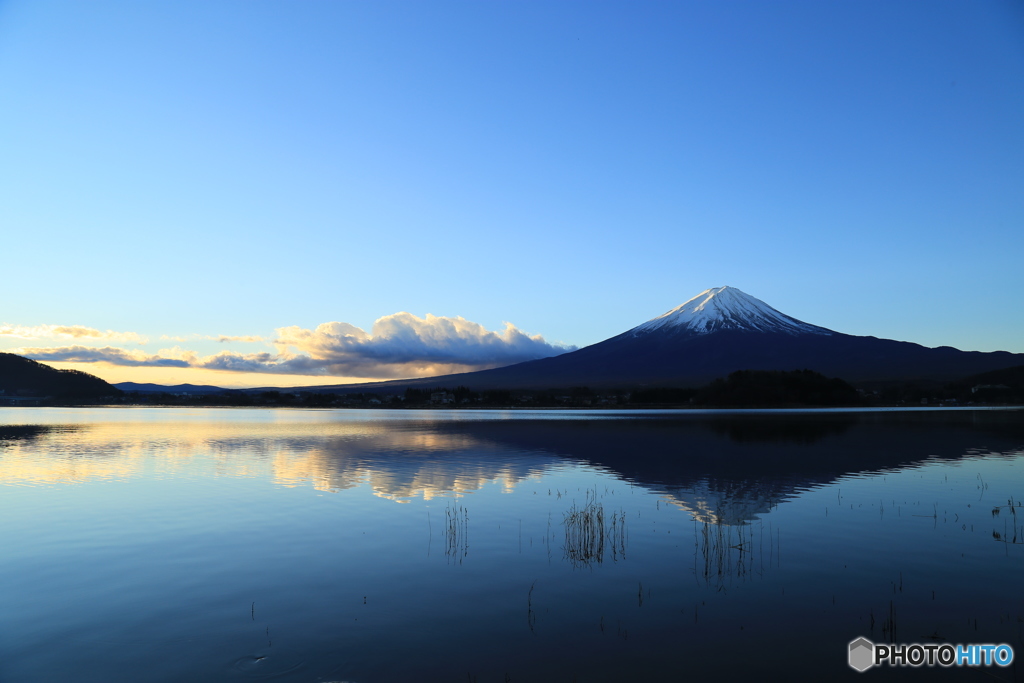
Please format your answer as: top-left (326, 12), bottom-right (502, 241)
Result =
top-left (3, 349), bottom-right (1021, 409)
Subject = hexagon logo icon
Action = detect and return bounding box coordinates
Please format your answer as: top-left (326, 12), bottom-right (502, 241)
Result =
top-left (849, 637), bottom-right (875, 672)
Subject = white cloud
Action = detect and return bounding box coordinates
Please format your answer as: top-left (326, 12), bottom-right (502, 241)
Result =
top-left (16, 313), bottom-right (575, 379)
top-left (0, 324), bottom-right (147, 344)
top-left (159, 334), bottom-right (266, 343)
top-left (216, 335), bottom-right (265, 343)
top-left (17, 345), bottom-right (189, 367)
top-left (273, 313), bottom-right (574, 375)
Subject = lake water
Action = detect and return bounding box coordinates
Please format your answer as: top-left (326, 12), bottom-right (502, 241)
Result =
top-left (1, 407), bottom-right (1023, 682)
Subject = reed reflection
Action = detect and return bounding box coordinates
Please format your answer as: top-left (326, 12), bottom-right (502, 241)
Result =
top-left (562, 488), bottom-right (628, 568)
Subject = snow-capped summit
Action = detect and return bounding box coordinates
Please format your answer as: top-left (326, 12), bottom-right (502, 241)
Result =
top-left (280, 284), bottom-right (1024, 391)
top-left (631, 286), bottom-right (832, 336)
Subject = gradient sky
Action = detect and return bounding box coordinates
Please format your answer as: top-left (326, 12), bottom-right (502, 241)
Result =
top-left (1, 1), bottom-right (1022, 387)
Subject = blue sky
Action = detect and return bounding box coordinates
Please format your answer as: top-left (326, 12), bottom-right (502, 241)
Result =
top-left (1, 0), bottom-right (1022, 387)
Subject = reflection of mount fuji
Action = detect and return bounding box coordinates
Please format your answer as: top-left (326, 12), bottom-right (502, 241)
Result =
top-left (432, 410), bottom-right (1024, 525)
top-left (3, 411), bottom-right (1022, 524)
top-left (260, 411), bottom-right (1024, 522)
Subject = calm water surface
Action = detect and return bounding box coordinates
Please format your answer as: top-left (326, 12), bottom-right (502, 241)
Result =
top-left (1, 407), bottom-right (1023, 682)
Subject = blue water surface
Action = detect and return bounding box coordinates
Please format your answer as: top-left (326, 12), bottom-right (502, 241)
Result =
top-left (1, 407), bottom-right (1022, 682)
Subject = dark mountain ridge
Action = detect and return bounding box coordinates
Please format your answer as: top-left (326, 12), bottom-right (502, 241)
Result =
top-left (0, 352), bottom-right (119, 400)
top-left (114, 382), bottom-right (229, 394)
top-left (13, 288), bottom-right (1019, 399)
top-left (282, 287), bottom-right (1024, 394)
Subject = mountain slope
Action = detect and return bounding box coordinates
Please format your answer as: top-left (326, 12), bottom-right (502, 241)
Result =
top-left (288, 287), bottom-right (1024, 393)
top-left (0, 352), bottom-right (120, 399)
top-left (632, 286), bottom-right (831, 336)
top-left (115, 382), bottom-right (228, 394)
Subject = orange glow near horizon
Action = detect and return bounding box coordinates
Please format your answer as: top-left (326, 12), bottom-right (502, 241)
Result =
top-left (43, 361), bottom-right (395, 389)
top-left (0, 416), bottom-right (540, 500)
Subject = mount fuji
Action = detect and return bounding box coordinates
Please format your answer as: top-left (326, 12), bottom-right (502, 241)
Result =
top-left (630, 286), bottom-right (833, 337)
top-left (306, 286), bottom-right (1024, 392)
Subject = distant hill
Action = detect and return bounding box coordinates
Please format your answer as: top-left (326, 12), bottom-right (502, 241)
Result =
top-left (948, 364), bottom-right (1024, 403)
top-left (0, 353), bottom-right (119, 401)
top-left (956, 365), bottom-right (1024, 389)
top-left (693, 369), bottom-right (862, 407)
top-left (115, 382), bottom-right (228, 394)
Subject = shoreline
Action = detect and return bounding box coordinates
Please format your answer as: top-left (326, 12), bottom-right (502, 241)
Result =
top-left (3, 403), bottom-right (1023, 414)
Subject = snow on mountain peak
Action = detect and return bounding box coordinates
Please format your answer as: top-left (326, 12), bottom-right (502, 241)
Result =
top-left (632, 286), bottom-right (832, 336)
